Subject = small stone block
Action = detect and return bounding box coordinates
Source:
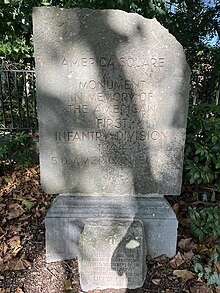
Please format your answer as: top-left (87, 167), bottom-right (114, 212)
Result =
top-left (45, 195), bottom-right (177, 263)
top-left (78, 218), bottom-right (146, 291)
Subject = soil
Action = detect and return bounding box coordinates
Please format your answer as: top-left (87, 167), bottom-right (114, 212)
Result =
top-left (0, 165), bottom-right (219, 293)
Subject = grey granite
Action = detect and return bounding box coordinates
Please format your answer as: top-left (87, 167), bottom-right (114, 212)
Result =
top-left (45, 195), bottom-right (177, 263)
top-left (33, 7), bottom-right (190, 196)
top-left (78, 218), bottom-right (146, 290)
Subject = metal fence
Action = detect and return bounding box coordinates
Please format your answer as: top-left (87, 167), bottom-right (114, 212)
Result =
top-left (0, 69), bottom-right (37, 131)
top-left (0, 69), bottom-right (219, 132)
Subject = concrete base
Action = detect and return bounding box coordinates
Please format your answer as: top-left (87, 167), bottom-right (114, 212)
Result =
top-left (45, 194), bottom-right (178, 263)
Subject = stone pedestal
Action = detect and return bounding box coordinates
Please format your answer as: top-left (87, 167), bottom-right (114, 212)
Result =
top-left (45, 194), bottom-right (177, 263)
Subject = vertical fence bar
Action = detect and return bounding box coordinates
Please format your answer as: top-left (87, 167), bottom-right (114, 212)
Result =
top-left (0, 72), bottom-right (7, 128)
top-left (15, 71), bottom-right (22, 128)
top-left (32, 71), bottom-right (38, 129)
top-left (6, 71), bottom-right (14, 129)
top-left (23, 71), bottom-right (30, 129)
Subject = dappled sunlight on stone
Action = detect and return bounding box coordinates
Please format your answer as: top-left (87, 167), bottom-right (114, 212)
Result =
top-left (33, 6), bottom-right (190, 291)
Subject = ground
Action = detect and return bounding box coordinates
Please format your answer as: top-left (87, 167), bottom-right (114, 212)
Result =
top-left (0, 165), bottom-right (219, 293)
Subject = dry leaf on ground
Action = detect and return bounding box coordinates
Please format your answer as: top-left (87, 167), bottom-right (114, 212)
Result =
top-left (14, 288), bottom-right (24, 293)
top-left (172, 203), bottom-right (180, 214)
top-left (169, 251), bottom-right (185, 268)
top-left (7, 203), bottom-right (25, 220)
top-left (152, 278), bottom-right (161, 285)
top-left (190, 282), bottom-right (212, 293)
top-left (173, 269), bottom-right (195, 281)
top-left (8, 224), bottom-right (22, 233)
top-left (0, 227), bottom-right (5, 237)
top-left (0, 260), bottom-right (8, 271)
top-left (8, 235), bottom-right (20, 248)
top-left (197, 243), bottom-right (208, 252)
top-left (183, 250), bottom-right (194, 260)
top-left (0, 289), bottom-right (10, 293)
top-left (178, 238), bottom-right (193, 251)
top-left (65, 278), bottom-right (73, 290)
top-left (7, 254), bottom-right (32, 270)
top-left (214, 262), bottom-right (220, 273)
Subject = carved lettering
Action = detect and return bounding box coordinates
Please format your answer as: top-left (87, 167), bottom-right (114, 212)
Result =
top-left (62, 56), bottom-right (165, 70)
top-left (62, 57), bottom-right (95, 67)
top-left (55, 130), bottom-right (168, 142)
top-left (119, 56), bottom-right (165, 69)
top-left (94, 103), bottom-right (155, 116)
top-left (68, 104), bottom-right (88, 114)
top-left (79, 79), bottom-right (151, 91)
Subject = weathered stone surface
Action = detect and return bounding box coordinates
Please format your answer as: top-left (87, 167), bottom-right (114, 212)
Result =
top-left (33, 7), bottom-right (190, 196)
top-left (78, 218), bottom-right (146, 290)
top-left (45, 195), bottom-right (177, 263)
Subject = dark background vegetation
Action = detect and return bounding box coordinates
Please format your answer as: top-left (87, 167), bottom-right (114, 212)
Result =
top-left (0, 0), bottom-right (219, 73)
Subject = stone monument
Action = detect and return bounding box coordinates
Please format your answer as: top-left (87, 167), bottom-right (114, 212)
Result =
top-left (33, 7), bottom-right (190, 291)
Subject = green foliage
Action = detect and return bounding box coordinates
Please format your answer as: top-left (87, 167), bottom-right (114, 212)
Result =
top-left (0, 0), bottom-right (219, 71)
top-left (0, 1), bottom-right (37, 67)
top-left (0, 70), bottom-right (37, 129)
top-left (184, 104), bottom-right (220, 187)
top-left (161, 1), bottom-right (220, 73)
top-left (0, 132), bottom-right (33, 171)
top-left (0, 0), bottom-right (170, 66)
top-left (193, 245), bottom-right (220, 286)
top-left (189, 206), bottom-right (220, 243)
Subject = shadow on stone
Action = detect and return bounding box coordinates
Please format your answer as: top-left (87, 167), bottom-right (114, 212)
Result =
top-left (32, 7), bottom-right (190, 291)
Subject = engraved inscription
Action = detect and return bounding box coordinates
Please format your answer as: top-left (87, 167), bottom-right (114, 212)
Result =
top-left (79, 79), bottom-right (152, 91)
top-left (78, 219), bottom-right (146, 289)
top-left (33, 7), bottom-right (190, 195)
top-left (55, 130), bottom-right (168, 142)
top-left (62, 56), bottom-right (165, 69)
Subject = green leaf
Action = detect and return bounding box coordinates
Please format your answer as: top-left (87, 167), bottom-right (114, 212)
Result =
top-left (22, 199), bottom-right (34, 210)
top-left (194, 262), bottom-right (204, 274)
top-left (207, 272), bottom-right (220, 286)
top-left (211, 191), bottom-right (216, 202)
top-left (195, 172), bottom-right (202, 180)
top-left (156, 7), bottom-right (165, 15)
top-left (197, 50), bottom-right (204, 56)
top-left (148, 1), bottom-right (156, 11)
top-left (212, 136), bottom-right (218, 144)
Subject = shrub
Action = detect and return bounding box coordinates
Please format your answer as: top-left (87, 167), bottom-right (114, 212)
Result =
top-left (0, 132), bottom-right (33, 172)
top-left (190, 205), bottom-right (220, 286)
top-left (193, 245), bottom-right (220, 286)
top-left (184, 103), bottom-right (220, 187)
top-left (189, 206), bottom-right (220, 243)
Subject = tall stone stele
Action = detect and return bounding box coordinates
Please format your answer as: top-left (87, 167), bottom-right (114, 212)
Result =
top-left (33, 7), bottom-right (190, 291)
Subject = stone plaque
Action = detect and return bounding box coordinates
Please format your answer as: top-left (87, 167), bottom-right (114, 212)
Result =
top-left (33, 8), bottom-right (190, 195)
top-left (78, 218), bottom-right (146, 290)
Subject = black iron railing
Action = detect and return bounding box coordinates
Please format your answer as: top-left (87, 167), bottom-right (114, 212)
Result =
top-left (0, 69), bottom-right (37, 131)
top-left (0, 69), bottom-right (219, 132)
